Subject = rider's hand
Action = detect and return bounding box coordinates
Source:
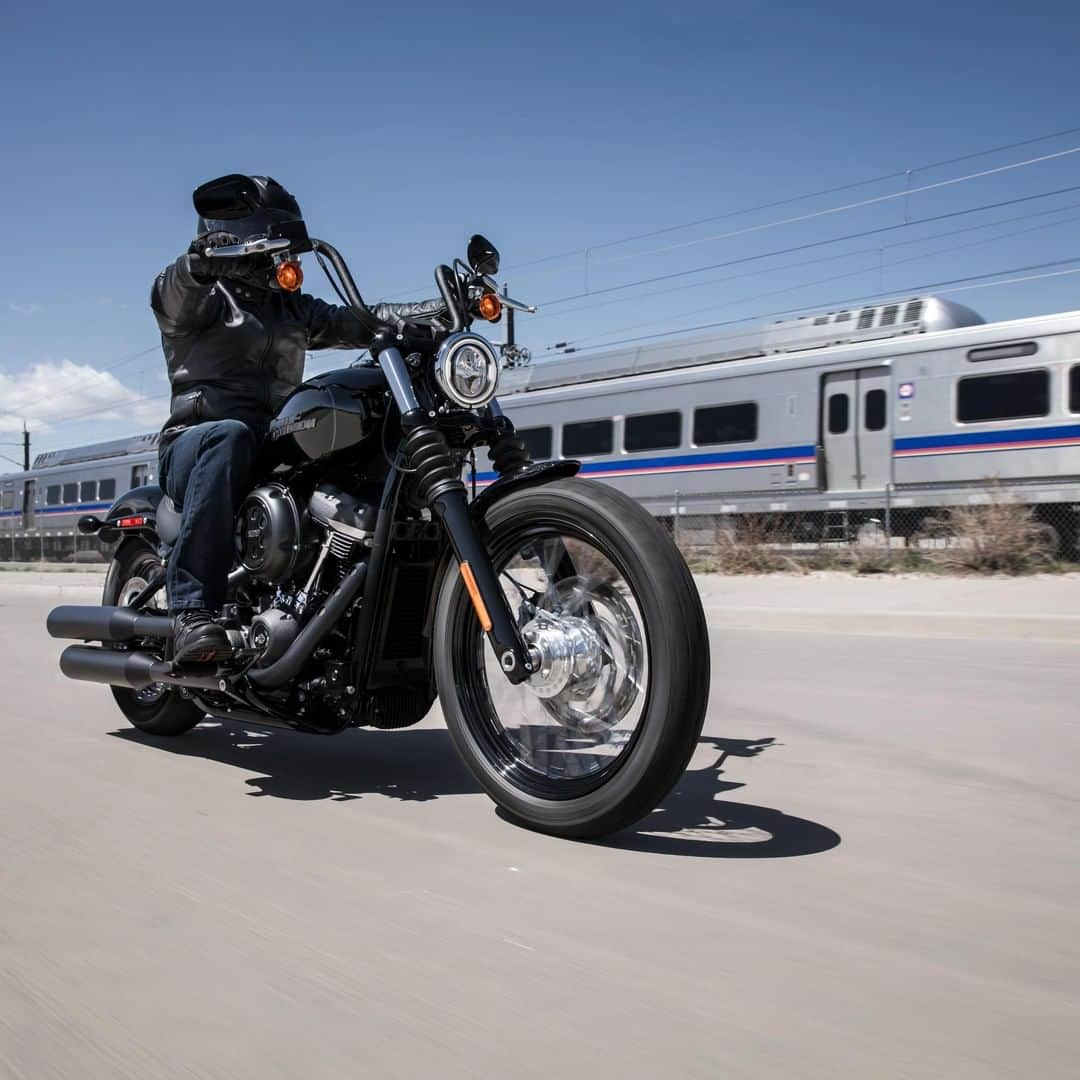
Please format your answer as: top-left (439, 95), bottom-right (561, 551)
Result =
top-left (185, 239), bottom-right (253, 284)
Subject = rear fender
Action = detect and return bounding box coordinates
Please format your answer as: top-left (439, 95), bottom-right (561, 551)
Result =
top-left (92, 485), bottom-right (165, 544)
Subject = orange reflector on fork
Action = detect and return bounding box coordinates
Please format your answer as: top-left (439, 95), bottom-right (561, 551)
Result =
top-left (459, 561), bottom-right (493, 631)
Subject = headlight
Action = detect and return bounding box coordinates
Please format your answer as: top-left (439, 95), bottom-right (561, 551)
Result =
top-left (434, 333), bottom-right (500, 408)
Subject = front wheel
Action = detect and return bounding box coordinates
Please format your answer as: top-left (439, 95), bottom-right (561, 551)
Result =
top-left (434, 478), bottom-right (710, 839)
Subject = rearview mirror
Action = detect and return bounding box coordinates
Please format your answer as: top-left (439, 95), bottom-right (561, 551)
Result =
top-left (467, 234), bottom-right (500, 276)
top-left (193, 174), bottom-right (258, 220)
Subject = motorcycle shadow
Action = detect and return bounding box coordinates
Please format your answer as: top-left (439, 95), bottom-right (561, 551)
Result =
top-left (598, 736), bottom-right (842, 860)
top-left (109, 722), bottom-right (479, 803)
top-left (110, 727), bottom-right (840, 858)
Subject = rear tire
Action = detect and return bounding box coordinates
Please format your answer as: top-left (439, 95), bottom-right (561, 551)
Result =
top-left (434, 478), bottom-right (710, 839)
top-left (105, 542), bottom-right (202, 737)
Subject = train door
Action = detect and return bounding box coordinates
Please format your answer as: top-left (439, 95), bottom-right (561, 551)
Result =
top-left (821, 367), bottom-right (892, 491)
top-left (22, 479), bottom-right (34, 530)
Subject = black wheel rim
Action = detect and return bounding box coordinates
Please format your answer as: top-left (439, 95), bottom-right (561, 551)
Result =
top-left (455, 523), bottom-right (651, 801)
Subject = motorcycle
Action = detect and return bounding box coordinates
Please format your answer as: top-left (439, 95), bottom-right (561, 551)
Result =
top-left (47, 179), bottom-right (710, 838)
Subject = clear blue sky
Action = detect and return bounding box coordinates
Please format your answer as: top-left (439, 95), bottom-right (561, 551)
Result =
top-left (2, 0), bottom-right (1079, 457)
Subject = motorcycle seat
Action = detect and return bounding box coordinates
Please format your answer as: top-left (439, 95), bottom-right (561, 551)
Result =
top-left (157, 496), bottom-right (182, 546)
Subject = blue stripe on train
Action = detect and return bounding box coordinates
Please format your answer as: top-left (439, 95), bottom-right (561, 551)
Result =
top-left (894, 422), bottom-right (1080, 456)
top-left (475, 443), bottom-right (818, 484)
top-left (0, 500), bottom-right (113, 521)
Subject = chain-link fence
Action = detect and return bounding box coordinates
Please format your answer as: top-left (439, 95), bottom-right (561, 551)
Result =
top-left (659, 496), bottom-right (1079, 574)
top-left (4, 494), bottom-right (1077, 574)
top-left (0, 530), bottom-right (113, 565)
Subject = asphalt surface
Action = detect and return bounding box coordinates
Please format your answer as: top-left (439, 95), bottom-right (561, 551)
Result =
top-left (1, 572), bottom-right (1077, 1079)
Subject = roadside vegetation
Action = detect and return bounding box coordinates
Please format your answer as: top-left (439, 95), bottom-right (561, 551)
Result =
top-left (672, 497), bottom-right (1068, 576)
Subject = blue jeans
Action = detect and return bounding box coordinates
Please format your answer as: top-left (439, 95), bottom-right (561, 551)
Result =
top-left (159, 420), bottom-right (257, 613)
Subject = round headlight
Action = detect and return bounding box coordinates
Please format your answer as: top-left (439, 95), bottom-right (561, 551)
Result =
top-left (435, 333), bottom-right (500, 408)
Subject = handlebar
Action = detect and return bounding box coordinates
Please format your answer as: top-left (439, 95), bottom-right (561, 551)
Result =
top-left (204, 237), bottom-right (292, 258)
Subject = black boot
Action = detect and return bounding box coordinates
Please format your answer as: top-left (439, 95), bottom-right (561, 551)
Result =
top-left (172, 609), bottom-right (232, 665)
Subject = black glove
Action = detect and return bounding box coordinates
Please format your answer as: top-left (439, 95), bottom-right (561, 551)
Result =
top-left (185, 238), bottom-right (256, 284)
top-left (371, 297), bottom-right (448, 328)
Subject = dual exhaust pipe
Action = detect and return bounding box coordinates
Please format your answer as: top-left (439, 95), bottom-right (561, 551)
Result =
top-left (47, 605), bottom-right (218, 691)
top-left (47, 560), bottom-right (368, 694)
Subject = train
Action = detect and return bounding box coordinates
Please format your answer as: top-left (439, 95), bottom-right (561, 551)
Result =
top-left (0, 432), bottom-right (160, 559)
top-left (4, 293), bottom-right (1080, 558)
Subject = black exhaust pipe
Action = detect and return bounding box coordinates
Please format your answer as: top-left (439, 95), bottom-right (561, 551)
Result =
top-left (48, 605), bottom-right (173, 643)
top-left (248, 561), bottom-right (367, 690)
top-left (59, 645), bottom-right (224, 691)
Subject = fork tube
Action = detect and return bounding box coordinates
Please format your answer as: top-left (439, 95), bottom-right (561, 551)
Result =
top-left (430, 487), bottom-right (532, 684)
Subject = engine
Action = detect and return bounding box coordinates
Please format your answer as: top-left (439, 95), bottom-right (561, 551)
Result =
top-left (235, 483), bottom-right (315, 584)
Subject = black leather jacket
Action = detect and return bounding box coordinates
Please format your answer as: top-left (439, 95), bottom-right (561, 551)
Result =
top-left (152, 254), bottom-right (444, 451)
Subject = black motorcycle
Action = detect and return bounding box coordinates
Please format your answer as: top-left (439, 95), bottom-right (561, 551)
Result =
top-left (47, 183), bottom-right (709, 838)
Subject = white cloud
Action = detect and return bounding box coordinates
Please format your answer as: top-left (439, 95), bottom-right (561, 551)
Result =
top-left (0, 359), bottom-right (166, 434)
top-left (6, 302), bottom-right (42, 315)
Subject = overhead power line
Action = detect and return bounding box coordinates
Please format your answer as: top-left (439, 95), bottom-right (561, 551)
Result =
top-left (507, 124), bottom-right (1080, 271)
top-left (379, 126), bottom-right (1080, 299)
top-left (553, 257), bottom-right (1080, 356)
top-left (592, 144), bottom-right (1080, 267)
top-left (532, 190), bottom-right (1080, 323)
top-left (553, 210), bottom-right (1080, 348)
top-left (552, 208), bottom-right (1080, 348)
top-left (534, 183), bottom-right (1080, 310)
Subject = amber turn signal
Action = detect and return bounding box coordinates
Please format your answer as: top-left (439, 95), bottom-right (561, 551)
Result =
top-left (477, 291), bottom-right (502, 322)
top-left (275, 260), bottom-right (303, 292)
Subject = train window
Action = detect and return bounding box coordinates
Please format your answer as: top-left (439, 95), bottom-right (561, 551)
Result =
top-left (516, 426), bottom-right (552, 459)
top-left (131, 464), bottom-right (150, 487)
top-left (1, 490), bottom-right (12, 511)
top-left (864, 389), bottom-right (887, 431)
top-left (563, 419), bottom-right (613, 457)
top-left (46, 485), bottom-right (61, 505)
top-left (62, 482), bottom-right (78, 504)
top-left (967, 341), bottom-right (1038, 363)
top-left (693, 402), bottom-right (758, 445)
top-left (957, 370), bottom-right (1049, 423)
top-left (80, 480), bottom-right (97, 502)
top-left (827, 394), bottom-right (849, 434)
top-left (624, 411), bottom-right (682, 452)
top-left (99, 478), bottom-right (116, 501)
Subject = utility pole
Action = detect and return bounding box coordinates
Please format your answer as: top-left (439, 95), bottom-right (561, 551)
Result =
top-left (23, 421), bottom-right (29, 471)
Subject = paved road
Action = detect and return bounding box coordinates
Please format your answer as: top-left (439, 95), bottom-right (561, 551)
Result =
top-left (1, 575), bottom-right (1077, 1079)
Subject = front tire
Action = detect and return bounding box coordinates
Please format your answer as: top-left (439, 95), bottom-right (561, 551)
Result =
top-left (104, 542), bottom-right (202, 737)
top-left (434, 478), bottom-right (709, 839)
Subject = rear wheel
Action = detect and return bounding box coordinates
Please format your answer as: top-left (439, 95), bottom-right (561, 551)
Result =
top-left (105, 542), bottom-right (202, 736)
top-left (434, 478), bottom-right (710, 839)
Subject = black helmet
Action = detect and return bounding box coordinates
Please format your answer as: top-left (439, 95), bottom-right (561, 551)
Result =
top-left (192, 174), bottom-right (307, 290)
top-left (193, 173), bottom-right (304, 243)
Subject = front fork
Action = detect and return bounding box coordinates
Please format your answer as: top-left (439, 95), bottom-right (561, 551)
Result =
top-left (377, 346), bottom-right (534, 684)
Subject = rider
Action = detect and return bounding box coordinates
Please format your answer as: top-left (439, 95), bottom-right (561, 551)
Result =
top-left (153, 174), bottom-right (444, 664)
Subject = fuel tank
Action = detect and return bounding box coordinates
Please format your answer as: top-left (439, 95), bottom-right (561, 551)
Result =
top-left (267, 365), bottom-right (387, 466)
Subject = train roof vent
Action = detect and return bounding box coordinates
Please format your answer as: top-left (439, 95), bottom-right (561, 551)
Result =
top-left (904, 299), bottom-right (923, 323)
top-left (856, 307), bottom-right (876, 330)
top-left (834, 310), bottom-right (851, 322)
top-left (813, 315), bottom-right (829, 326)
top-left (879, 303), bottom-right (899, 327)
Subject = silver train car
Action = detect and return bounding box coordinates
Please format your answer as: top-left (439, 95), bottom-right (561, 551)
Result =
top-left (0, 433), bottom-right (159, 557)
top-left (7, 293), bottom-right (1080, 557)
top-left (482, 295), bottom-right (1080, 549)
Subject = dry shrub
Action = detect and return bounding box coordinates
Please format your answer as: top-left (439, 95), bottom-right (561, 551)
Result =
top-left (918, 497), bottom-right (1054, 574)
top-left (686, 514), bottom-right (807, 574)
